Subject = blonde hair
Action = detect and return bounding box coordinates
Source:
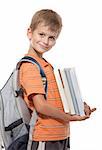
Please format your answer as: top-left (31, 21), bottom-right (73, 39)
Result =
top-left (30, 9), bottom-right (62, 35)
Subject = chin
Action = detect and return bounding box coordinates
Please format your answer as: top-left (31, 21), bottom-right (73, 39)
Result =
top-left (40, 48), bottom-right (48, 53)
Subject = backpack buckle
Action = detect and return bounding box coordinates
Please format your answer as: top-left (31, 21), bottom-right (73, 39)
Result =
top-left (14, 88), bottom-right (23, 97)
top-left (14, 90), bottom-right (19, 97)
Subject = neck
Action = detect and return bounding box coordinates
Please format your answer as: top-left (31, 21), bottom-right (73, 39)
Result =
top-left (29, 45), bottom-right (43, 58)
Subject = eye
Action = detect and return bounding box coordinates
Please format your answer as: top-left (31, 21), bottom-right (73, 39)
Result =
top-left (39, 33), bottom-right (45, 37)
top-left (49, 36), bottom-right (55, 41)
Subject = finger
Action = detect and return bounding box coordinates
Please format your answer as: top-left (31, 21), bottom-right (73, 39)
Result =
top-left (91, 108), bottom-right (96, 112)
top-left (70, 114), bottom-right (90, 121)
top-left (78, 115), bottom-right (90, 121)
top-left (84, 107), bottom-right (91, 116)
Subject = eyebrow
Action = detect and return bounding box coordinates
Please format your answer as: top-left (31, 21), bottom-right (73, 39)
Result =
top-left (39, 31), bottom-right (57, 37)
top-left (49, 35), bottom-right (56, 39)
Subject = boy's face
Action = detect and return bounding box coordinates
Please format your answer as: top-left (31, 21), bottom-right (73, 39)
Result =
top-left (27, 23), bottom-right (59, 54)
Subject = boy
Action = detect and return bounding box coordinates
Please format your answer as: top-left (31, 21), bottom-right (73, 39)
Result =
top-left (19, 9), bottom-right (96, 150)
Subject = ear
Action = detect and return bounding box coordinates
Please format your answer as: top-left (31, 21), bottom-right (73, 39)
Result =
top-left (27, 28), bottom-right (33, 40)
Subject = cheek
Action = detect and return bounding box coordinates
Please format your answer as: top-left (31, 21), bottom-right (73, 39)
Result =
top-left (49, 41), bottom-right (56, 47)
top-left (31, 36), bottom-right (38, 44)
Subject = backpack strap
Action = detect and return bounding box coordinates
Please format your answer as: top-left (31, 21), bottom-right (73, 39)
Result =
top-left (17, 56), bottom-right (47, 96)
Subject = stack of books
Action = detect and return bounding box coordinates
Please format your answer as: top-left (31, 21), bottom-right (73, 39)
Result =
top-left (54, 68), bottom-right (85, 116)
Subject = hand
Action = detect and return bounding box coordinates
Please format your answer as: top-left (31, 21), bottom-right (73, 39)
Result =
top-left (69, 114), bottom-right (90, 121)
top-left (84, 102), bottom-right (96, 117)
top-left (67, 101), bottom-right (96, 122)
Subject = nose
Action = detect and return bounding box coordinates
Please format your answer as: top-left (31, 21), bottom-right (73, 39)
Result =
top-left (43, 37), bottom-right (49, 45)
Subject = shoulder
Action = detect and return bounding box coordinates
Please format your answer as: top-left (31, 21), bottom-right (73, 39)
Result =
top-left (20, 62), bottom-right (40, 75)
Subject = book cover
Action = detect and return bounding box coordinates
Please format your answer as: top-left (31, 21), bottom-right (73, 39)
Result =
top-left (54, 69), bottom-right (70, 113)
top-left (59, 69), bottom-right (75, 114)
top-left (69, 68), bottom-right (85, 115)
top-left (65, 68), bottom-right (80, 115)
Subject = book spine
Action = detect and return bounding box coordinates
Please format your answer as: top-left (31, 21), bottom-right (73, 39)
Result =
top-left (65, 69), bottom-right (80, 115)
top-left (60, 69), bottom-right (75, 114)
top-left (69, 68), bottom-right (85, 116)
top-left (54, 69), bottom-right (70, 113)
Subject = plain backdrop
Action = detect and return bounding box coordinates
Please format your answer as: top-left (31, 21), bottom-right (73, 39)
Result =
top-left (0, 0), bottom-right (102, 150)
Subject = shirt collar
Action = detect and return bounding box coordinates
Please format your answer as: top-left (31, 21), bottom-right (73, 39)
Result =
top-left (25, 49), bottom-right (49, 67)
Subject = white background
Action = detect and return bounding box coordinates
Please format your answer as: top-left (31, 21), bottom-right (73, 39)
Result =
top-left (0, 0), bottom-right (102, 149)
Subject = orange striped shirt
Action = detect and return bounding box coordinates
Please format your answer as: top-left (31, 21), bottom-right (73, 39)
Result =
top-left (19, 49), bottom-right (70, 141)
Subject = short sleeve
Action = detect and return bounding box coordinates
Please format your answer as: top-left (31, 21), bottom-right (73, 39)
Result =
top-left (19, 62), bottom-right (45, 98)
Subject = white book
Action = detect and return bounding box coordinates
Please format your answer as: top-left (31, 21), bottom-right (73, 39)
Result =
top-left (54, 69), bottom-right (70, 113)
top-left (59, 69), bottom-right (75, 114)
top-left (69, 68), bottom-right (85, 115)
top-left (65, 69), bottom-right (80, 115)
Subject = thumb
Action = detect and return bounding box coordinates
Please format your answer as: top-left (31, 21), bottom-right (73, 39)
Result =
top-left (91, 108), bottom-right (96, 112)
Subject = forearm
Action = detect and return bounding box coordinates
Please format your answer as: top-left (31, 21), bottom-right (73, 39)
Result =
top-left (32, 94), bottom-right (70, 123)
top-left (38, 103), bottom-right (89, 122)
top-left (38, 101), bottom-right (70, 123)
top-left (32, 94), bottom-right (89, 123)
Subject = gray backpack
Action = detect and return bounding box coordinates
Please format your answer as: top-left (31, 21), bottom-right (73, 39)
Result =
top-left (0, 56), bottom-right (47, 150)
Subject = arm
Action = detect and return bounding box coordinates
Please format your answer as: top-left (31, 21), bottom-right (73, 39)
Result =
top-left (30, 94), bottom-right (90, 123)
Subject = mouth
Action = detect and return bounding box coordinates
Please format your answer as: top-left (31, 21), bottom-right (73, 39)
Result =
top-left (39, 43), bottom-right (49, 51)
